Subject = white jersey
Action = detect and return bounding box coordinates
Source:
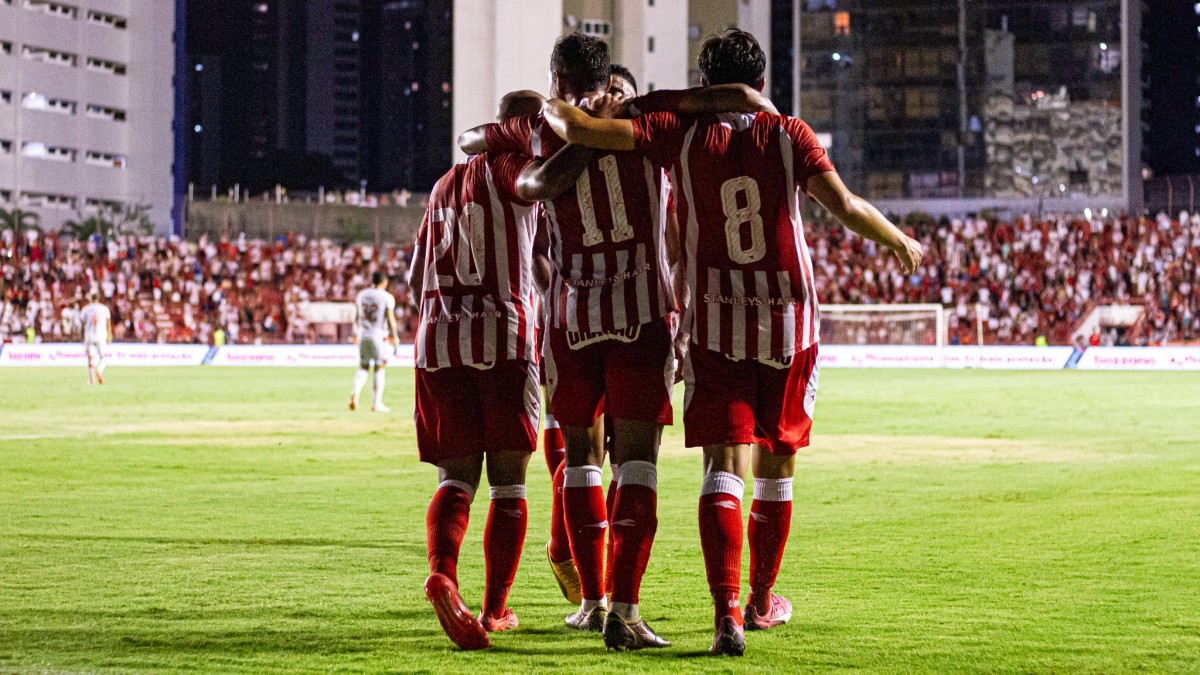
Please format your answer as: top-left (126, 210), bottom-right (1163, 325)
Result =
top-left (355, 288), bottom-right (396, 340)
top-left (80, 303), bottom-right (112, 344)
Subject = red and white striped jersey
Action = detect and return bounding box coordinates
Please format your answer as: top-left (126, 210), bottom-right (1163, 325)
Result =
top-left (486, 114), bottom-right (674, 334)
top-left (412, 151), bottom-right (540, 369)
top-left (632, 109), bottom-right (836, 360)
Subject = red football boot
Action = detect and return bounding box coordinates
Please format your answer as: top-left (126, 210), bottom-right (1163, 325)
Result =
top-left (424, 573), bottom-right (490, 650)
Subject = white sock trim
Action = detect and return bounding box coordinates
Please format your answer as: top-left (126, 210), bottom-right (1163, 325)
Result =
top-left (610, 601), bottom-right (639, 621)
top-left (438, 479), bottom-right (476, 503)
top-left (753, 477), bottom-right (793, 502)
top-left (544, 413), bottom-right (560, 430)
top-left (700, 471), bottom-right (745, 498)
top-left (489, 484), bottom-right (527, 501)
top-left (617, 460), bottom-right (657, 491)
top-left (563, 465), bottom-right (603, 488)
top-left (609, 463), bottom-right (621, 484)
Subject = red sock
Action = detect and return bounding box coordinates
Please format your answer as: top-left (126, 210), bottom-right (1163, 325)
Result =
top-left (698, 472), bottom-right (745, 627)
top-left (547, 462), bottom-right (572, 562)
top-left (482, 485), bottom-right (528, 619)
top-left (426, 481), bottom-right (474, 585)
top-left (609, 461), bottom-right (658, 605)
top-left (563, 465), bottom-right (606, 601)
top-left (543, 423), bottom-right (565, 476)
top-left (749, 478), bottom-right (793, 611)
top-left (603, 468), bottom-right (618, 598)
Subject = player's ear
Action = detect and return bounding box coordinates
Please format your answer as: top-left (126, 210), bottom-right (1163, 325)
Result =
top-left (699, 75), bottom-right (709, 88)
top-left (754, 78), bottom-right (765, 93)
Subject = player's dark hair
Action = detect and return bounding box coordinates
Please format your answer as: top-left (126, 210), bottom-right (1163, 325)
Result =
top-left (610, 63), bottom-right (638, 95)
top-left (372, 271), bottom-right (387, 286)
top-left (698, 29), bottom-right (766, 87)
top-left (551, 32), bottom-right (611, 95)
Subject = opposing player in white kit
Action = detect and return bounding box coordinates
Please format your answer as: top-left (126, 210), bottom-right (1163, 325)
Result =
top-left (350, 271), bottom-right (399, 412)
top-left (80, 291), bottom-right (112, 385)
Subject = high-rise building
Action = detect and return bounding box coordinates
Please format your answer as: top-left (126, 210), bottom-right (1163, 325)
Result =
top-left (361, 0), bottom-right (453, 192)
top-left (0, 0), bottom-right (177, 231)
top-left (767, 0), bottom-right (1141, 213)
top-left (1143, 0), bottom-right (1200, 176)
top-left (247, 0), bottom-right (363, 182)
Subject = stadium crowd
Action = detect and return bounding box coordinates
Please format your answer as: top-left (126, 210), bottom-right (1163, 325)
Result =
top-left (1, 211), bottom-right (1196, 346)
top-left (0, 228), bottom-right (419, 345)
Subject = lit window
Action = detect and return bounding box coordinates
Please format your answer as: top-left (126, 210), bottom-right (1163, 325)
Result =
top-left (22, 45), bottom-right (78, 67)
top-left (86, 57), bottom-right (127, 76)
top-left (255, 3), bottom-right (268, 13)
top-left (85, 104), bottom-right (126, 121)
top-left (195, 63), bottom-right (204, 72)
top-left (86, 9), bottom-right (127, 29)
top-left (85, 150), bottom-right (126, 168)
top-left (22, 142), bottom-right (76, 162)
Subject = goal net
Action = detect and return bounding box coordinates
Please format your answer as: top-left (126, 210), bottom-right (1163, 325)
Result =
top-left (819, 304), bottom-right (947, 347)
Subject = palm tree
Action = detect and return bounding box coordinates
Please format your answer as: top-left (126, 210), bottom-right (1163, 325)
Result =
top-left (0, 207), bottom-right (40, 232)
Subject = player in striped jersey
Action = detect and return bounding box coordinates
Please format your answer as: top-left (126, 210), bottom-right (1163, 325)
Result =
top-left (540, 63), bottom-right (645, 613)
top-left (409, 91), bottom-right (595, 650)
top-left (540, 29), bottom-right (923, 656)
top-left (458, 34), bottom-right (774, 650)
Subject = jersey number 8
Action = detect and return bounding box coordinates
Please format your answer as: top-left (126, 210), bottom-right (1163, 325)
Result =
top-left (721, 176), bottom-right (767, 265)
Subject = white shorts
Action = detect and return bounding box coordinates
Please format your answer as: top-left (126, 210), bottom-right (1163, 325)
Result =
top-left (85, 341), bottom-right (105, 361)
top-left (358, 337), bottom-right (390, 366)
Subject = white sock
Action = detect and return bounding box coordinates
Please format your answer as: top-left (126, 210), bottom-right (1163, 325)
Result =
top-left (700, 471), bottom-right (745, 498)
top-left (352, 369), bottom-right (368, 399)
top-left (753, 477), bottom-right (793, 502)
top-left (579, 597), bottom-right (607, 612)
top-left (97, 360), bottom-right (105, 375)
top-left (611, 601), bottom-right (639, 621)
top-left (372, 368), bottom-right (386, 406)
top-left (87, 365), bottom-right (95, 381)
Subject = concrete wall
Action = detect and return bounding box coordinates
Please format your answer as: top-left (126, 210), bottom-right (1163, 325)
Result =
top-left (452, 0), bottom-right (562, 161)
top-left (185, 200), bottom-right (426, 246)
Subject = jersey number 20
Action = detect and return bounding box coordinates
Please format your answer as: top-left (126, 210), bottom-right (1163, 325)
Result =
top-left (721, 176), bottom-right (767, 264)
top-left (431, 203), bottom-right (486, 286)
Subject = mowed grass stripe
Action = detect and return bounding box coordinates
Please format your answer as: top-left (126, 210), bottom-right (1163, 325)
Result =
top-left (0, 367), bottom-right (1197, 672)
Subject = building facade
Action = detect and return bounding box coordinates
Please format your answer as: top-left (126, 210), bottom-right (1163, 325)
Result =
top-left (769, 0), bottom-right (1140, 214)
top-left (0, 0), bottom-right (177, 231)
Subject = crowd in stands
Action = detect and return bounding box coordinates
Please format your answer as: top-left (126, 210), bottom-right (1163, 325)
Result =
top-left (0, 229), bottom-right (419, 345)
top-left (1, 211), bottom-right (1197, 347)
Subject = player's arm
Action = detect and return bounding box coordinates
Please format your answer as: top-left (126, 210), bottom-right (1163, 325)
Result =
top-left (387, 303), bottom-right (399, 345)
top-left (543, 98), bottom-right (636, 151)
top-left (457, 126), bottom-right (489, 155)
top-left (515, 144), bottom-right (593, 202)
top-left (406, 255), bottom-right (425, 307)
top-left (457, 115), bottom-right (532, 156)
top-left (635, 83), bottom-right (778, 116)
top-left (664, 204), bottom-right (688, 314)
top-left (533, 211), bottom-right (551, 294)
top-left (807, 171), bottom-right (923, 274)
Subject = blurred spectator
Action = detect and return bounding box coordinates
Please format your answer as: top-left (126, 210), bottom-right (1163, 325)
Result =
top-left (2, 210), bottom-right (1196, 346)
top-left (0, 230), bottom-right (418, 345)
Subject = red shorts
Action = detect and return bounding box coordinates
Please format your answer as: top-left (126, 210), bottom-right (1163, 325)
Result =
top-left (683, 343), bottom-right (820, 455)
top-left (415, 359), bottom-right (540, 465)
top-left (543, 318), bottom-right (674, 428)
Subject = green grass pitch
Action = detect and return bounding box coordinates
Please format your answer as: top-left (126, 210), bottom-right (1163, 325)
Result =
top-left (1, 366), bottom-right (1198, 673)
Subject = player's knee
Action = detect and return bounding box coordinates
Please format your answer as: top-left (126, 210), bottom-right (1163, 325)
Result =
top-left (611, 418), bottom-right (662, 464)
top-left (563, 424), bottom-right (605, 467)
top-left (438, 456), bottom-right (484, 490)
top-left (752, 445), bottom-right (795, 479)
top-left (703, 444), bottom-right (750, 477)
top-left (485, 451), bottom-right (530, 486)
